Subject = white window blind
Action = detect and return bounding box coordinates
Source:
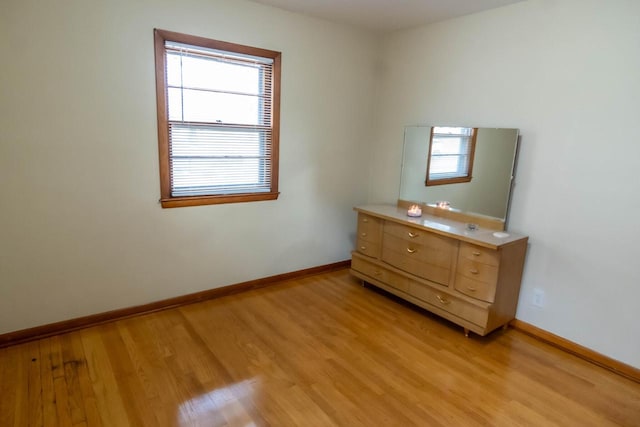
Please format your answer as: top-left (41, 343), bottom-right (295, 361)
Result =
top-left (164, 41), bottom-right (274, 197)
top-left (428, 127), bottom-right (475, 181)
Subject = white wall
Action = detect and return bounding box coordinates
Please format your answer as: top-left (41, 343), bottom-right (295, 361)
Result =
top-left (370, 0), bottom-right (640, 367)
top-left (0, 0), bottom-right (376, 333)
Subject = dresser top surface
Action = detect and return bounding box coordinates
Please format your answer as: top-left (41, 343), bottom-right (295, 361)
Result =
top-left (354, 204), bottom-right (528, 249)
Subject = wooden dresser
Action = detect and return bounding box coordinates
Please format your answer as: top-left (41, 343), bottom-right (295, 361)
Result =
top-left (350, 204), bottom-right (528, 337)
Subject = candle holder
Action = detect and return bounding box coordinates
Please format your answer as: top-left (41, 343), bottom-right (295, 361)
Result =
top-left (407, 204), bottom-right (422, 217)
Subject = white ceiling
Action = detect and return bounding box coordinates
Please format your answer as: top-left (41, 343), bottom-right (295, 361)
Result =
top-left (249, 0), bottom-right (526, 32)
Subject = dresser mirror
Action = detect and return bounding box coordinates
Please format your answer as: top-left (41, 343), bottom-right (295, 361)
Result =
top-left (400, 126), bottom-right (519, 223)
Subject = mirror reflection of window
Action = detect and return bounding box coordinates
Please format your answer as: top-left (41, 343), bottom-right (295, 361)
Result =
top-left (400, 126), bottom-right (519, 221)
top-left (426, 127), bottom-right (477, 186)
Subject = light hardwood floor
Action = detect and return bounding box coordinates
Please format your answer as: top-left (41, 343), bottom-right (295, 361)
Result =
top-left (1, 269), bottom-right (639, 426)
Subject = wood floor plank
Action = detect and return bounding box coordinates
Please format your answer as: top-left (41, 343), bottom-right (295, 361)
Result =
top-left (0, 345), bottom-right (19, 426)
top-left (79, 328), bottom-right (131, 427)
top-left (15, 345), bottom-right (31, 427)
top-left (39, 338), bottom-right (60, 427)
top-left (98, 323), bottom-right (159, 427)
top-left (53, 374), bottom-right (74, 426)
top-left (118, 317), bottom-right (175, 414)
top-left (1, 269), bottom-right (639, 426)
top-left (59, 333), bottom-right (89, 426)
top-left (26, 340), bottom-right (44, 427)
top-left (67, 333), bottom-right (103, 427)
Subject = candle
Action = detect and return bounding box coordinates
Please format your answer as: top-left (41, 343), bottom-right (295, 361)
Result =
top-left (407, 204), bottom-right (422, 217)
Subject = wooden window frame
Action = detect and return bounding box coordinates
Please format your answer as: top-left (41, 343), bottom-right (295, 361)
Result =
top-left (425, 127), bottom-right (477, 187)
top-left (153, 29), bottom-right (281, 208)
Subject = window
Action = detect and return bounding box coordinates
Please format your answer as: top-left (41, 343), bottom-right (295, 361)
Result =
top-left (426, 126), bottom-right (477, 186)
top-left (154, 29), bottom-right (281, 208)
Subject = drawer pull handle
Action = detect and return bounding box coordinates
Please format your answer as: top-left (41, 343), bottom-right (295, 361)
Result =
top-left (436, 295), bottom-right (450, 305)
top-left (406, 247), bottom-right (417, 254)
top-left (408, 232), bottom-right (419, 238)
top-left (374, 270), bottom-right (382, 276)
top-left (360, 246), bottom-right (367, 251)
top-left (363, 218), bottom-right (369, 223)
top-left (361, 232), bottom-right (367, 237)
top-left (472, 251), bottom-right (481, 256)
top-left (470, 269), bottom-right (479, 275)
top-left (467, 286), bottom-right (477, 292)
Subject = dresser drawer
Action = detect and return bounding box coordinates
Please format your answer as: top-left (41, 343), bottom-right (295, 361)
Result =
top-left (382, 247), bottom-right (450, 285)
top-left (384, 221), bottom-right (431, 245)
top-left (384, 221), bottom-right (456, 251)
top-left (381, 233), bottom-right (451, 285)
top-left (351, 256), bottom-right (409, 292)
top-left (458, 242), bottom-right (500, 267)
top-left (457, 258), bottom-right (498, 284)
top-left (454, 274), bottom-right (497, 303)
top-left (358, 214), bottom-right (382, 239)
top-left (356, 237), bottom-right (381, 258)
top-left (408, 281), bottom-right (489, 327)
top-left (357, 227), bottom-right (379, 243)
top-left (382, 233), bottom-right (453, 268)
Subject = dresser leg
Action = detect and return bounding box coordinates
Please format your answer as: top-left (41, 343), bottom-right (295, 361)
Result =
top-left (464, 328), bottom-right (470, 338)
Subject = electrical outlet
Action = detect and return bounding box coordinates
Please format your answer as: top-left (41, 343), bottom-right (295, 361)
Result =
top-left (532, 288), bottom-right (545, 308)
